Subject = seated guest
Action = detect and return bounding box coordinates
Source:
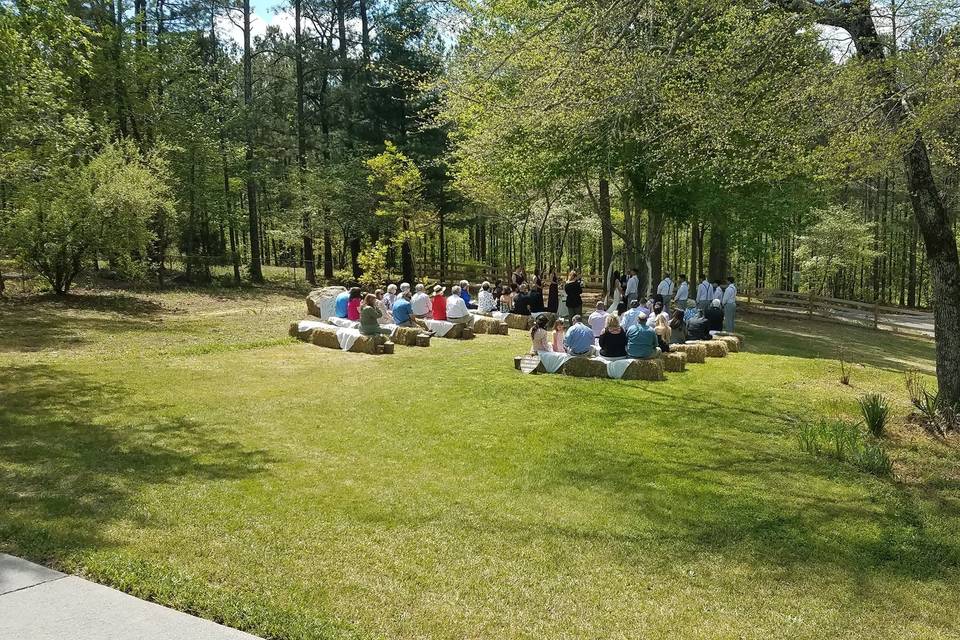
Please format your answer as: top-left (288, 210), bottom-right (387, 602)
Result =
top-left (638, 298), bottom-right (653, 316)
top-left (599, 315), bottom-right (628, 358)
top-left (646, 301), bottom-right (669, 328)
top-left (683, 299), bottom-right (699, 322)
top-left (383, 284), bottom-right (398, 310)
top-left (529, 314), bottom-right (552, 354)
top-left (528, 284), bottom-right (546, 313)
top-left (551, 318), bottom-right (566, 352)
top-left (391, 291), bottom-right (418, 327)
top-left (411, 283), bottom-right (431, 318)
top-left (626, 315), bottom-right (659, 359)
top-left (588, 301), bottom-right (609, 338)
top-left (512, 285), bottom-right (531, 315)
top-left (374, 289), bottom-right (393, 324)
top-left (359, 294), bottom-right (391, 338)
top-left (346, 287), bottom-right (362, 321)
top-left (431, 285), bottom-right (447, 321)
top-left (447, 286), bottom-right (471, 324)
top-left (334, 288), bottom-right (350, 318)
top-left (653, 313), bottom-right (672, 352)
top-left (499, 286), bottom-right (514, 313)
top-left (705, 298), bottom-right (724, 332)
top-left (620, 299), bottom-right (643, 331)
top-left (563, 315), bottom-right (595, 356)
top-left (492, 279), bottom-right (504, 304)
top-left (459, 280), bottom-right (478, 309)
top-left (669, 308), bottom-right (687, 344)
top-left (477, 281), bottom-right (497, 313)
top-left (686, 314), bottom-right (711, 341)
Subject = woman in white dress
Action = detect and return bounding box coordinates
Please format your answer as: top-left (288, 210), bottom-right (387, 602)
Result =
top-left (607, 269), bottom-right (623, 312)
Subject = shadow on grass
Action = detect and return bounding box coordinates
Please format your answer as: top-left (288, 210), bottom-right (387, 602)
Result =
top-left (0, 364), bottom-right (273, 567)
top-left (738, 312), bottom-right (936, 374)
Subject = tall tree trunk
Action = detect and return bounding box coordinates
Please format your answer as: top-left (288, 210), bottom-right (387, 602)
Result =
top-left (295, 0), bottom-right (315, 285)
top-left (243, 0), bottom-right (263, 283)
top-left (708, 217), bottom-right (728, 282)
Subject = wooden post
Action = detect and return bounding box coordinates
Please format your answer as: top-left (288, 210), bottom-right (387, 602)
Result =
top-left (808, 291), bottom-right (815, 317)
top-left (873, 301), bottom-right (880, 330)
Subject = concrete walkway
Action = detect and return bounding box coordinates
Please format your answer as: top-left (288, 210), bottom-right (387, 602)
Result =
top-left (0, 554), bottom-right (262, 640)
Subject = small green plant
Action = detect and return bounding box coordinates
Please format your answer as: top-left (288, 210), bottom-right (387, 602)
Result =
top-left (838, 345), bottom-right (851, 385)
top-left (797, 422), bottom-right (823, 455)
top-left (905, 370), bottom-right (928, 410)
top-left (859, 393), bottom-right (890, 437)
top-left (796, 418), bottom-right (893, 477)
top-left (852, 440), bottom-right (894, 476)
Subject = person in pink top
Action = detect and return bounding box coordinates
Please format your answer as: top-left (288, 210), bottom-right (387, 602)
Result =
top-left (346, 287), bottom-right (362, 321)
top-left (551, 318), bottom-right (566, 352)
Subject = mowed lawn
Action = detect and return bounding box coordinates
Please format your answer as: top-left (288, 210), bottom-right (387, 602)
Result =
top-left (2, 285), bottom-right (959, 640)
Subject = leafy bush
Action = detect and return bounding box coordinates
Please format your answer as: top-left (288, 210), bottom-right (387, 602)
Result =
top-left (859, 393), bottom-right (890, 437)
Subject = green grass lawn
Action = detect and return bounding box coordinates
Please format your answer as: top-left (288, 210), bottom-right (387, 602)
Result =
top-left (2, 285), bottom-right (958, 639)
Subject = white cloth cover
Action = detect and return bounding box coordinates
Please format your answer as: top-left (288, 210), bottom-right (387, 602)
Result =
top-left (423, 319), bottom-right (456, 337)
top-left (336, 327), bottom-right (362, 351)
top-left (595, 355), bottom-right (634, 379)
top-left (298, 320), bottom-right (327, 332)
top-left (327, 317), bottom-right (359, 329)
top-left (491, 311), bottom-right (509, 322)
top-left (537, 351), bottom-right (571, 374)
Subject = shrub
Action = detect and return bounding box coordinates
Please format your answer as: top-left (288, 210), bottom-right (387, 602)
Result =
top-left (859, 393), bottom-right (890, 437)
top-left (852, 441), bottom-right (894, 476)
top-left (796, 418), bottom-right (893, 477)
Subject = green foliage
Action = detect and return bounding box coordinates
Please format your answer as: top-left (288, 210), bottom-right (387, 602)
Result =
top-left (797, 418), bottom-right (893, 477)
top-left (859, 394), bottom-right (890, 438)
top-left (357, 243), bottom-right (390, 290)
top-left (796, 205), bottom-right (880, 295)
top-left (367, 141), bottom-right (436, 246)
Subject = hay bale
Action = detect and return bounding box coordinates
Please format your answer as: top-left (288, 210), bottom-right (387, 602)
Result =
top-left (309, 325), bottom-right (380, 354)
top-left (714, 331), bottom-right (745, 349)
top-left (306, 286), bottom-right (346, 318)
top-left (670, 343), bottom-right (707, 364)
top-left (514, 355), bottom-right (546, 374)
top-left (392, 326), bottom-right (424, 347)
top-left (473, 316), bottom-right (509, 335)
top-left (504, 313), bottom-right (533, 331)
top-left (690, 340), bottom-right (728, 358)
top-left (713, 335), bottom-right (740, 353)
top-left (379, 341), bottom-right (395, 355)
top-left (415, 333), bottom-right (432, 347)
top-left (462, 327), bottom-right (475, 340)
top-left (621, 358), bottom-right (666, 381)
top-left (662, 351), bottom-right (687, 372)
top-left (560, 356), bottom-right (608, 378)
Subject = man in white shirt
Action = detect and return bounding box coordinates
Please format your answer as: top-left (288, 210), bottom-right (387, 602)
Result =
top-left (673, 274), bottom-right (689, 310)
top-left (625, 269), bottom-right (640, 304)
top-left (656, 272), bottom-right (673, 311)
top-left (411, 283), bottom-right (431, 318)
top-left (696, 274), bottom-right (712, 314)
top-left (588, 302), bottom-right (609, 338)
top-left (620, 300), bottom-right (643, 331)
top-left (447, 285), bottom-right (471, 324)
top-left (383, 283), bottom-right (398, 310)
top-left (712, 279), bottom-right (723, 303)
top-left (721, 277), bottom-right (737, 332)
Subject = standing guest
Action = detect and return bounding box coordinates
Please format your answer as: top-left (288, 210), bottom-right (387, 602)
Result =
top-left (673, 274), bottom-right (689, 310)
top-left (654, 313), bottom-right (672, 353)
top-left (563, 315), bottom-right (595, 356)
top-left (564, 270), bottom-right (584, 320)
top-left (686, 313), bottom-right (711, 341)
top-left (533, 269), bottom-right (543, 288)
top-left (551, 318), bottom-right (567, 353)
top-left (359, 294), bottom-right (391, 339)
top-left (383, 284), bottom-right (398, 310)
top-left (499, 286), bottom-right (514, 313)
top-left (431, 285), bottom-right (447, 321)
top-left (722, 276), bottom-right (738, 332)
top-left (588, 301), bottom-right (609, 338)
top-left (347, 287), bottom-right (363, 321)
top-left (391, 291), bottom-right (418, 328)
top-left (459, 280), bottom-right (477, 309)
top-left (669, 308), bottom-right (687, 344)
top-left (529, 314), bottom-right (552, 354)
top-left (528, 283), bottom-right (546, 313)
top-left (656, 272), bottom-right (673, 306)
top-left (626, 315), bottom-right (659, 359)
top-left (621, 299), bottom-right (643, 331)
top-left (512, 265), bottom-right (525, 288)
top-left (334, 288), bottom-right (350, 319)
top-left (547, 269), bottom-right (560, 313)
top-left (696, 274), bottom-right (712, 314)
top-left (705, 299), bottom-right (724, 332)
top-left (477, 281), bottom-right (497, 313)
top-left (599, 315), bottom-right (628, 358)
top-left (625, 268), bottom-right (640, 304)
top-left (447, 285), bottom-right (471, 324)
top-left (712, 279), bottom-right (723, 303)
top-left (512, 284), bottom-right (531, 315)
top-left (411, 283), bottom-right (431, 319)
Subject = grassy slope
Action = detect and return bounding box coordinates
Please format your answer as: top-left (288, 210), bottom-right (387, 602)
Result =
top-left (1, 286), bottom-right (958, 640)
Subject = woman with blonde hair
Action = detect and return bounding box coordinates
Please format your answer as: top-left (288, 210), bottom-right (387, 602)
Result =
top-left (654, 312), bottom-right (672, 352)
top-left (598, 314), bottom-right (628, 358)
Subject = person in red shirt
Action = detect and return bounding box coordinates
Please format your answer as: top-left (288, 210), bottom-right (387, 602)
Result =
top-left (431, 285), bottom-right (447, 321)
top-left (346, 287), bottom-right (362, 321)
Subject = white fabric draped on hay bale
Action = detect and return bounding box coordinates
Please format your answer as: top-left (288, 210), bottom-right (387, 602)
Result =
top-left (306, 286), bottom-right (346, 319)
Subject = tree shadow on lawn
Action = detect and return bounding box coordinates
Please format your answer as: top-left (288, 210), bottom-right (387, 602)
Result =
top-left (528, 394), bottom-right (960, 585)
top-left (738, 312), bottom-right (936, 375)
top-left (0, 364), bottom-right (274, 568)
top-left (0, 293), bottom-right (164, 352)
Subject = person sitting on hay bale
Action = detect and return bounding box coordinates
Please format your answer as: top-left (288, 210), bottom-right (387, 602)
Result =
top-left (391, 291), bottom-right (419, 328)
top-left (529, 314), bottom-right (552, 354)
top-left (653, 311), bottom-right (672, 353)
top-left (346, 287), bottom-right (362, 321)
top-left (512, 284), bottom-right (531, 315)
top-left (620, 299), bottom-right (643, 331)
top-left (383, 284), bottom-right (398, 311)
top-left (564, 315), bottom-right (595, 356)
top-left (668, 308), bottom-right (687, 344)
top-left (705, 298), bottom-right (724, 332)
top-left (477, 281), bottom-right (497, 313)
top-left (374, 289), bottom-right (393, 324)
top-left (411, 283), bottom-right (430, 319)
top-left (459, 280), bottom-right (478, 310)
top-left (599, 315), bottom-right (628, 358)
top-left (551, 317), bottom-right (566, 352)
top-left (588, 301), bottom-right (609, 338)
top-left (431, 285), bottom-right (447, 321)
top-left (334, 289), bottom-right (350, 319)
top-left (359, 294), bottom-right (392, 342)
top-left (447, 286), bottom-right (471, 324)
top-left (626, 314), bottom-right (660, 359)
top-left (686, 313), bottom-right (711, 341)
top-left (528, 284), bottom-right (546, 313)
